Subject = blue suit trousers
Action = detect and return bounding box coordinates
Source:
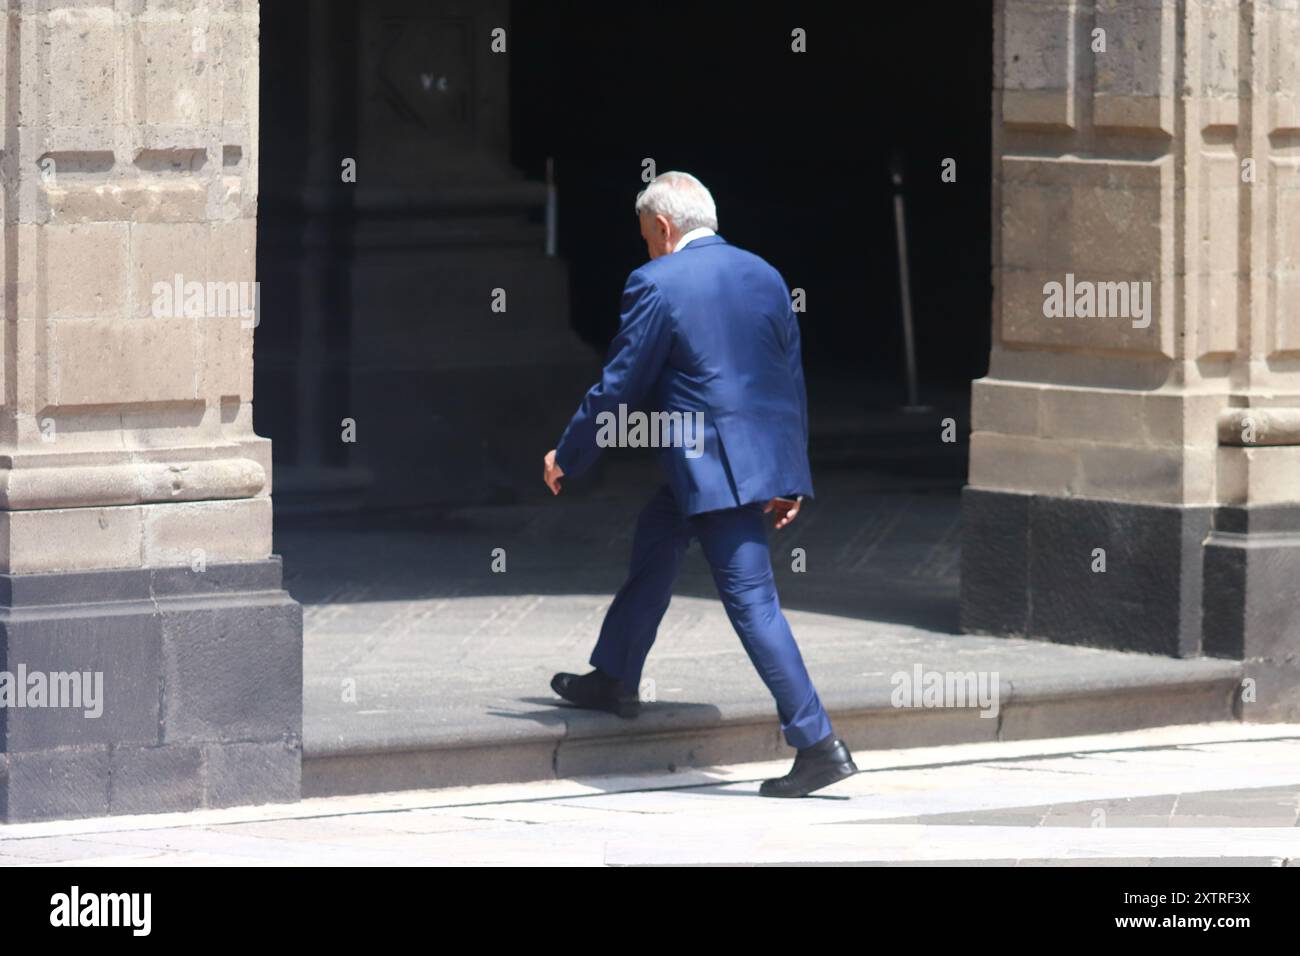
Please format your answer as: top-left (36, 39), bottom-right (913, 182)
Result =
top-left (590, 485), bottom-right (833, 750)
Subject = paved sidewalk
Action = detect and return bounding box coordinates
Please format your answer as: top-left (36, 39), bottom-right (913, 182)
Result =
top-left (1, 724), bottom-right (1297, 865)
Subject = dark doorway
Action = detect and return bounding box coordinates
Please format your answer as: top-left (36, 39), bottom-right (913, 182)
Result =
top-left (508, 1), bottom-right (993, 391)
top-left (255, 0), bottom-right (993, 511)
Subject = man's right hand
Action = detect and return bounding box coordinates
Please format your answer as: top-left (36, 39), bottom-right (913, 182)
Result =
top-left (764, 496), bottom-right (802, 529)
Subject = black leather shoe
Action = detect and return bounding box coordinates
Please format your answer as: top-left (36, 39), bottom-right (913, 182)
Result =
top-left (759, 735), bottom-right (858, 798)
top-left (550, 669), bottom-right (641, 718)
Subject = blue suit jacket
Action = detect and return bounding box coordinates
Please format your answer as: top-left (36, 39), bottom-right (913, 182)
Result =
top-left (554, 234), bottom-right (814, 516)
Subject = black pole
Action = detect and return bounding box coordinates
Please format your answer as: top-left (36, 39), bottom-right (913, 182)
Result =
top-left (891, 150), bottom-right (928, 412)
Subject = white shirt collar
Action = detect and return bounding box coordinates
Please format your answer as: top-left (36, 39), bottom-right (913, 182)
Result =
top-left (673, 226), bottom-right (716, 252)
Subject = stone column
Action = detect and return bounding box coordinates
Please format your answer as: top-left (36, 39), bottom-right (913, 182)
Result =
top-left (255, 0), bottom-right (371, 510)
top-left (964, 0), bottom-right (1300, 718)
top-left (0, 0), bottom-right (301, 821)
top-left (341, 0), bottom-right (597, 509)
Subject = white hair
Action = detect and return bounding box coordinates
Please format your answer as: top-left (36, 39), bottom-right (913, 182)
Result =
top-left (634, 170), bottom-right (718, 232)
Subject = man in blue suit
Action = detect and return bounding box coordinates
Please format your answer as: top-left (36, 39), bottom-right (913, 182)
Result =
top-left (543, 171), bottom-right (858, 798)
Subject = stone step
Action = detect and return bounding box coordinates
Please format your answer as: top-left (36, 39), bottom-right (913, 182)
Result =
top-left (302, 653), bottom-right (1243, 798)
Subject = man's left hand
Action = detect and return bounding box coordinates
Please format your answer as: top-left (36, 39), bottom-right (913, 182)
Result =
top-left (543, 449), bottom-right (565, 495)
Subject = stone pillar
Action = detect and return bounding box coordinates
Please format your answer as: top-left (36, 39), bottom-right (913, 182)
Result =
top-left (256, 0), bottom-right (596, 512)
top-left (255, 0), bottom-right (371, 511)
top-left (0, 0), bottom-right (301, 821)
top-left (342, 0), bottom-right (597, 509)
top-left (965, 0), bottom-right (1300, 718)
